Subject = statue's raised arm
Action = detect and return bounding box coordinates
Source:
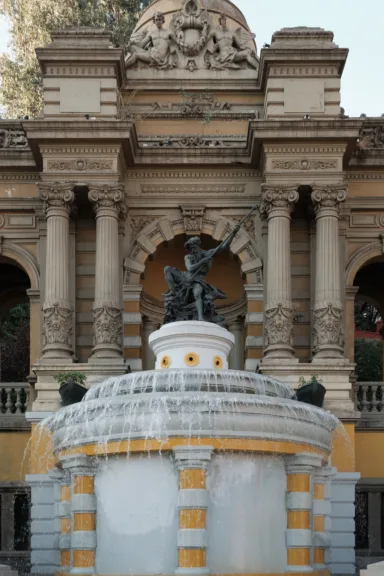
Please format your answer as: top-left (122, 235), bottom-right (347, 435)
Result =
top-left (209, 205), bottom-right (257, 259)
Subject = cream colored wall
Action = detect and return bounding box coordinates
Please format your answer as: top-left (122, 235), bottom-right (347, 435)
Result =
top-left (356, 431), bottom-right (384, 478)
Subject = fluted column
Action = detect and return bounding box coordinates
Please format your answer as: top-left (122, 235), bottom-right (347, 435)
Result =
top-left (261, 185), bottom-right (299, 360)
top-left (39, 183), bottom-right (74, 359)
top-left (311, 185), bottom-right (347, 360)
top-left (89, 184), bottom-right (127, 360)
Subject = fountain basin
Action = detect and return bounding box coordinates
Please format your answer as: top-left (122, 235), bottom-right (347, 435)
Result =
top-left (41, 322), bottom-right (338, 576)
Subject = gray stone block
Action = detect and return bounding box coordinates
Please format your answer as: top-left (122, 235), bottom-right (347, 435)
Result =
top-left (0, 564), bottom-right (18, 576)
top-left (31, 535), bottom-right (57, 549)
top-left (31, 550), bottom-right (60, 565)
top-left (330, 548), bottom-right (356, 563)
top-left (31, 504), bottom-right (54, 520)
top-left (331, 533), bottom-right (356, 547)
top-left (31, 519), bottom-right (55, 534)
top-left (332, 503), bottom-right (356, 517)
top-left (331, 484), bottom-right (356, 502)
top-left (331, 518), bottom-right (356, 532)
top-left (31, 487), bottom-right (54, 505)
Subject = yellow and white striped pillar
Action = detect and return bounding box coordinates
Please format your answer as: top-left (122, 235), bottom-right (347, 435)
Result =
top-left (58, 470), bottom-right (72, 573)
top-left (173, 446), bottom-right (213, 575)
top-left (313, 467), bottom-right (333, 570)
top-left (285, 452), bottom-right (323, 572)
top-left (62, 455), bottom-right (97, 575)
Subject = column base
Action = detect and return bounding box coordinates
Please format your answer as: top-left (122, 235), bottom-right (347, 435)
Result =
top-left (89, 343), bottom-right (123, 361)
top-left (41, 343), bottom-right (74, 361)
top-left (175, 569), bottom-right (209, 576)
top-left (263, 344), bottom-right (298, 363)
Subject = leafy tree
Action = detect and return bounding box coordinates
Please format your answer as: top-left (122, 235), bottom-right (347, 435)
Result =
top-left (0, 0), bottom-right (152, 118)
top-left (0, 303), bottom-right (30, 382)
top-left (355, 339), bottom-right (383, 382)
top-left (355, 301), bottom-right (381, 332)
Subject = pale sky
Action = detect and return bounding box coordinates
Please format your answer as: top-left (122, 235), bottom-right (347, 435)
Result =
top-left (0, 1), bottom-right (383, 118)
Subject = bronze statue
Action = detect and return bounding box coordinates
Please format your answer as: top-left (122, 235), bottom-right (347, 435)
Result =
top-left (164, 206), bottom-right (257, 325)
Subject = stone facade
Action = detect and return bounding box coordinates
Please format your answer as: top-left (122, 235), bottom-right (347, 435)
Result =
top-left (2, 1), bottom-right (384, 572)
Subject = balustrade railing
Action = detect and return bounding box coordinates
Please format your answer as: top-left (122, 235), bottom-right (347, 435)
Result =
top-left (356, 383), bottom-right (384, 413)
top-left (0, 384), bottom-right (29, 415)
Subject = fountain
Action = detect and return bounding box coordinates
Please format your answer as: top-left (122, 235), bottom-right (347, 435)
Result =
top-left (42, 320), bottom-right (339, 576)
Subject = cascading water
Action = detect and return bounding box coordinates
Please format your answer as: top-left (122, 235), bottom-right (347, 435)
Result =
top-left (40, 321), bottom-right (339, 575)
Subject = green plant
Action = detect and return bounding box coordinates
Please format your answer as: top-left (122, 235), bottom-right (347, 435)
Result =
top-left (54, 372), bottom-right (87, 387)
top-left (355, 339), bottom-right (383, 382)
top-left (298, 375), bottom-right (322, 388)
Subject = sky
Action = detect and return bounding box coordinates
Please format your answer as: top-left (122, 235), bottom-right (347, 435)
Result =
top-left (0, 1), bottom-right (383, 118)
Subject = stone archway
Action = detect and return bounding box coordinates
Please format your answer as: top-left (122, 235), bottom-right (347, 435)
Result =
top-left (122, 211), bottom-right (264, 372)
top-left (0, 240), bottom-right (40, 291)
top-left (124, 211), bottom-right (263, 286)
top-left (345, 240), bottom-right (383, 287)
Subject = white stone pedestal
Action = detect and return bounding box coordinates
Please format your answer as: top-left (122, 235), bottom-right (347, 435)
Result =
top-left (149, 321), bottom-right (235, 371)
top-left (362, 562), bottom-right (384, 576)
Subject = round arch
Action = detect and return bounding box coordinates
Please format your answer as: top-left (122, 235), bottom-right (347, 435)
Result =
top-left (346, 240), bottom-right (383, 287)
top-left (124, 212), bottom-right (263, 286)
top-left (0, 240), bottom-right (40, 291)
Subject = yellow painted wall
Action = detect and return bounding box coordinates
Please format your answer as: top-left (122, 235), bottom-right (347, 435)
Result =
top-left (356, 431), bottom-right (384, 478)
top-left (331, 423), bottom-right (356, 473)
top-left (0, 431), bottom-right (31, 481)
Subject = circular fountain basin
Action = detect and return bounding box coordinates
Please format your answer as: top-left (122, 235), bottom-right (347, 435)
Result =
top-left (44, 322), bottom-right (338, 576)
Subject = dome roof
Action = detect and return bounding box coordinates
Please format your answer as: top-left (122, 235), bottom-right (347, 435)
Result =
top-left (135, 0), bottom-right (251, 34)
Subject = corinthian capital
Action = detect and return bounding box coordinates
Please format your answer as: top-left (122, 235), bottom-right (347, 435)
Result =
top-left (38, 182), bottom-right (75, 215)
top-left (88, 184), bottom-right (127, 218)
top-left (311, 185), bottom-right (347, 215)
top-left (260, 185), bottom-right (299, 216)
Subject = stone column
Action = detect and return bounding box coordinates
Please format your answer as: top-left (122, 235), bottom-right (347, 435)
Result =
top-left (173, 446), bottom-right (213, 576)
top-left (38, 183), bottom-right (75, 360)
top-left (261, 185), bottom-right (299, 361)
top-left (285, 452), bottom-right (323, 573)
top-left (62, 455), bottom-right (97, 575)
top-left (89, 184), bottom-right (127, 361)
top-left (58, 471), bottom-right (72, 573)
top-left (142, 318), bottom-right (160, 371)
top-left (311, 185), bottom-right (347, 361)
top-left (228, 319), bottom-right (245, 370)
top-left (313, 468), bottom-right (333, 570)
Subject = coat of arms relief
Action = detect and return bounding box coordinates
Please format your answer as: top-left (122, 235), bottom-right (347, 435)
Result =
top-left (125, 0), bottom-right (258, 72)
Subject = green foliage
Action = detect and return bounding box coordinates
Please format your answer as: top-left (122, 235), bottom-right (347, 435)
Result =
top-left (355, 339), bottom-right (383, 382)
top-left (0, 303), bottom-right (30, 382)
top-left (355, 301), bottom-right (381, 332)
top-left (54, 371), bottom-right (87, 386)
top-left (298, 375), bottom-right (322, 388)
top-left (0, 0), bottom-right (153, 117)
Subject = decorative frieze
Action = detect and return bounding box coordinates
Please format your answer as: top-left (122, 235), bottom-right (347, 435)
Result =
top-left (48, 159), bottom-right (113, 172)
top-left (272, 158), bottom-right (337, 170)
top-left (141, 185), bottom-right (246, 195)
top-left (357, 124), bottom-right (384, 150)
top-left (0, 128), bottom-right (28, 149)
top-left (128, 170), bottom-right (258, 179)
top-left (130, 217), bottom-right (157, 237)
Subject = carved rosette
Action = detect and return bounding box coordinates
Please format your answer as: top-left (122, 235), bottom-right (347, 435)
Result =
top-left (42, 302), bottom-right (73, 351)
top-left (264, 303), bottom-right (294, 349)
top-left (93, 305), bottom-right (122, 349)
top-left (38, 183), bottom-right (75, 216)
top-left (88, 185), bottom-right (127, 219)
top-left (260, 186), bottom-right (299, 217)
top-left (311, 185), bottom-right (347, 216)
top-left (313, 302), bottom-right (344, 355)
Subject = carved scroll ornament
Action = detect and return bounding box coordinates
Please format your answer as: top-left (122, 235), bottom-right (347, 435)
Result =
top-left (311, 185), bottom-right (347, 215)
top-left (264, 303), bottom-right (294, 348)
top-left (88, 185), bottom-right (127, 218)
top-left (93, 305), bottom-right (122, 347)
top-left (313, 302), bottom-right (344, 354)
top-left (260, 186), bottom-right (299, 216)
top-left (39, 183), bottom-right (75, 215)
top-left (43, 302), bottom-right (72, 347)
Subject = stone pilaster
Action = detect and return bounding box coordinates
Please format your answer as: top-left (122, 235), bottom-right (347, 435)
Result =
top-left (89, 184), bottom-right (127, 361)
top-left (173, 446), bottom-right (213, 576)
top-left (58, 471), bottom-right (72, 573)
top-left (228, 319), bottom-right (245, 370)
top-left (313, 467), bottom-right (334, 570)
top-left (285, 452), bottom-right (323, 573)
top-left (142, 318), bottom-right (160, 371)
top-left (62, 455), bottom-right (97, 575)
top-left (39, 183), bottom-right (75, 360)
top-left (261, 185), bottom-right (299, 361)
top-left (311, 185), bottom-right (347, 361)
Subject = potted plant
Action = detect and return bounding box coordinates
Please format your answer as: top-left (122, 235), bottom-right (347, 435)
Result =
top-left (295, 375), bottom-right (326, 408)
top-left (54, 372), bottom-right (87, 407)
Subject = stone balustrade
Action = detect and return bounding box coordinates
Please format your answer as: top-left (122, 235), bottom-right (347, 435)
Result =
top-left (356, 383), bottom-right (384, 415)
top-left (0, 384), bottom-right (29, 416)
